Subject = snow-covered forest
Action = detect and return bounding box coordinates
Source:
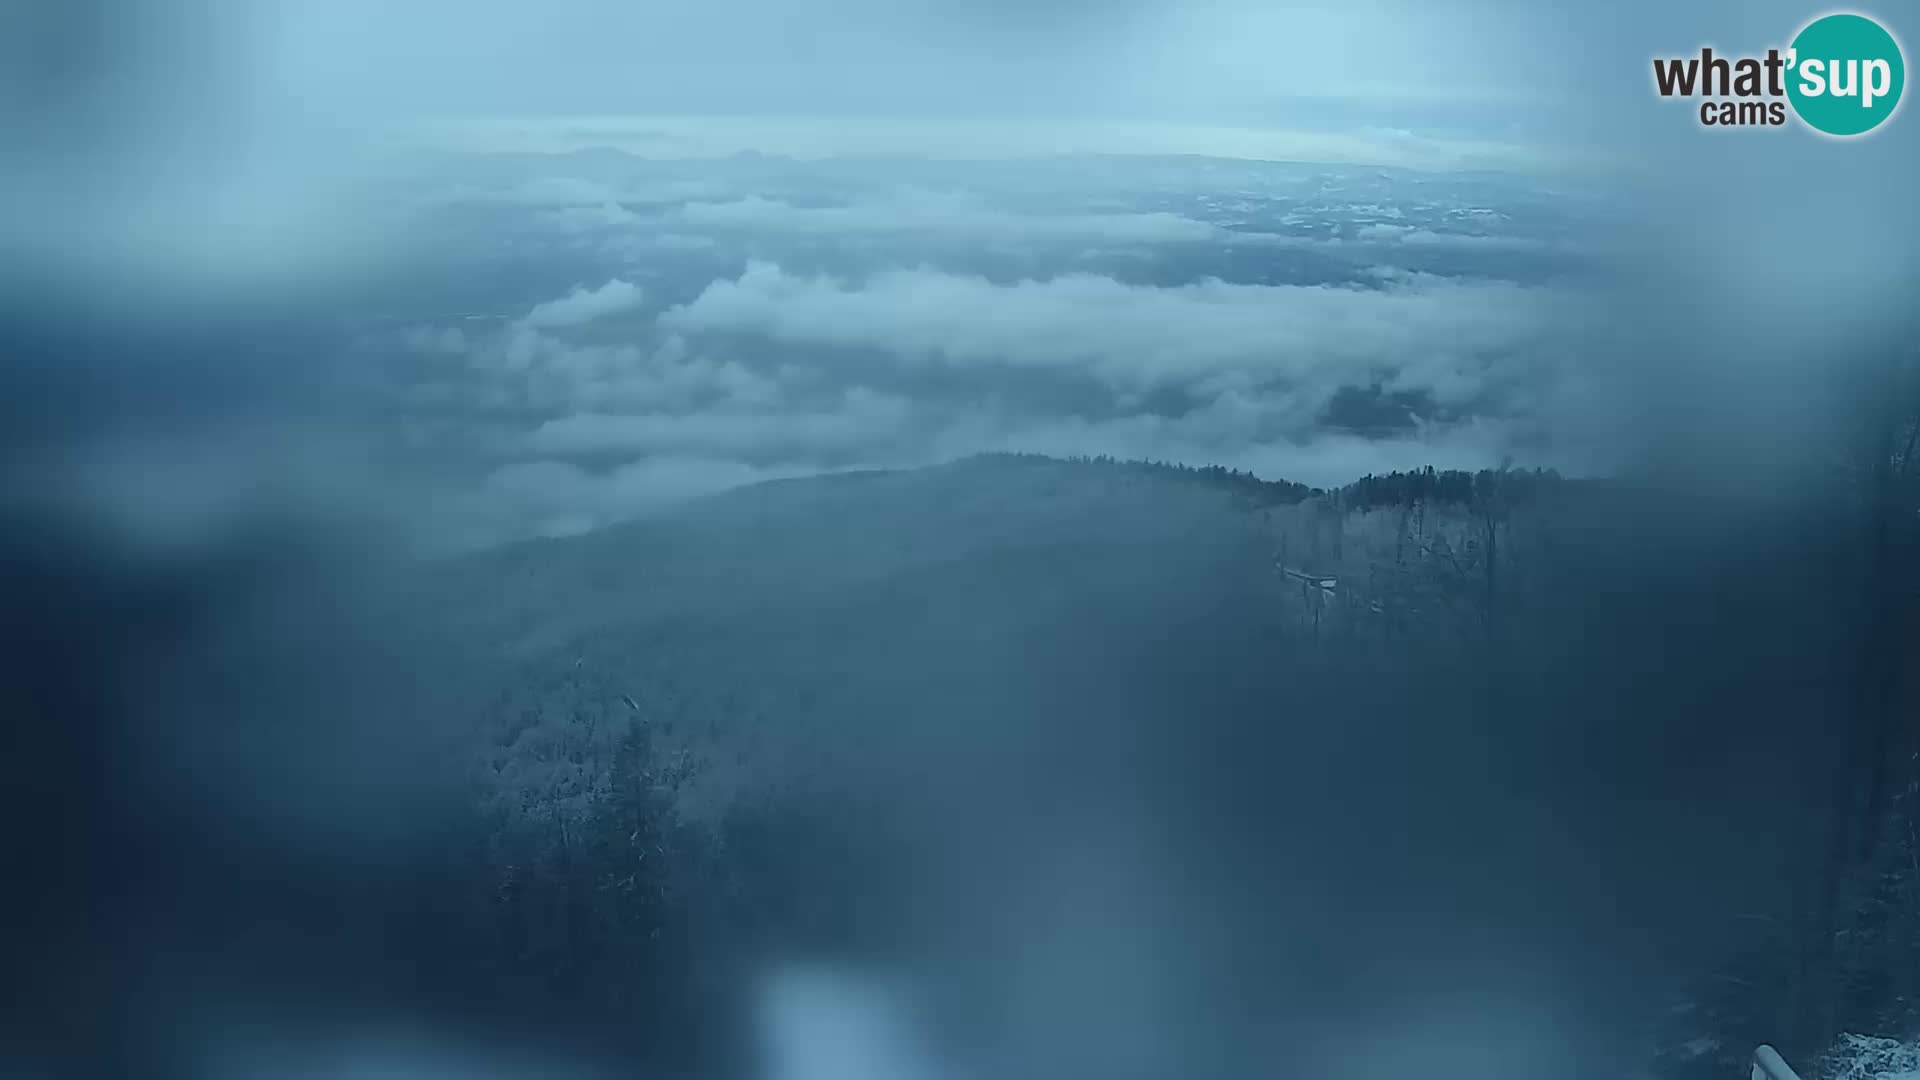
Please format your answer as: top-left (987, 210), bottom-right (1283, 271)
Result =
top-left (261, 423), bottom-right (1913, 1079)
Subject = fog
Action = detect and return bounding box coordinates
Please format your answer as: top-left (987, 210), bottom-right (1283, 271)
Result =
top-left (2, 3), bottom-right (1916, 1079)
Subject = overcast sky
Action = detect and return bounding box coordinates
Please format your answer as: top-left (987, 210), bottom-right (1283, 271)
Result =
top-left (258, 0), bottom-right (1575, 124)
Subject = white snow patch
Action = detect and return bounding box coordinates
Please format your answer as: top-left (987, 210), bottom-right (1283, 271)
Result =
top-left (1822, 1034), bottom-right (1920, 1080)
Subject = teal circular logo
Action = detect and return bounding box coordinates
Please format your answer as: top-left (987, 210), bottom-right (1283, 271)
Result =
top-left (1787, 13), bottom-right (1905, 136)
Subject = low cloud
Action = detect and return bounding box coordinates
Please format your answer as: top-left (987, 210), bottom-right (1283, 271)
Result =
top-left (480, 399), bottom-right (1520, 537)
top-left (401, 325), bottom-right (473, 357)
top-left (543, 202), bottom-right (647, 230)
top-left (482, 456), bottom-right (814, 538)
top-left (449, 330), bottom-right (794, 414)
top-left (1353, 223), bottom-right (1546, 251)
top-left (411, 115), bottom-right (1579, 173)
top-left (368, 160), bottom-right (1608, 544)
top-left (521, 279), bottom-right (647, 329)
top-left (438, 175), bottom-right (729, 210)
top-left (525, 387), bottom-right (912, 459)
top-left (672, 190), bottom-right (1221, 244)
top-left (661, 261), bottom-right (1580, 406)
top-left (926, 400), bottom-right (1522, 488)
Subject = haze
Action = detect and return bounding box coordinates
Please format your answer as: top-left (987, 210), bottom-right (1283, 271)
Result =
top-left (2, 3), bottom-right (1916, 1080)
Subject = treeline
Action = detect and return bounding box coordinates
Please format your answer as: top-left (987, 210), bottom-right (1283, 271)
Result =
top-left (982, 451), bottom-right (1573, 513)
top-left (1339, 465), bottom-right (1571, 512)
top-left (982, 451), bottom-right (1322, 506)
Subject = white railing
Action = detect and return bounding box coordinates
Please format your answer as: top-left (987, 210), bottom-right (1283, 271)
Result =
top-left (1753, 1044), bottom-right (1804, 1080)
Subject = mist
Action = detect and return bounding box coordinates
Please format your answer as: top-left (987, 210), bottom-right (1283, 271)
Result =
top-left (2, 3), bottom-right (1916, 1079)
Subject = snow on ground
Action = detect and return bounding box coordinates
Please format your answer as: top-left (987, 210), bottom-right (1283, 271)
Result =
top-left (1820, 1034), bottom-right (1920, 1080)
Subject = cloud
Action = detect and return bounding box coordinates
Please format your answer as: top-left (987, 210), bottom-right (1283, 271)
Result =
top-left (363, 157), bottom-right (1611, 546)
top-left (923, 399), bottom-right (1525, 488)
top-left (520, 279), bottom-right (647, 329)
top-left (661, 261), bottom-right (1579, 406)
top-left (481, 455), bottom-right (814, 537)
top-left (524, 387), bottom-right (912, 459)
top-left (1352, 223), bottom-right (1547, 251)
top-left (462, 392), bottom-right (1556, 540)
top-left (633, 232), bottom-right (718, 252)
top-left (436, 175), bottom-right (729, 211)
top-left (671, 190), bottom-right (1221, 243)
top-left (480, 176), bottom-right (623, 206)
top-left (542, 202), bottom-right (646, 230)
top-left (411, 114), bottom-right (1582, 173)
top-left (400, 325), bottom-right (473, 357)
top-left (451, 329), bottom-right (796, 414)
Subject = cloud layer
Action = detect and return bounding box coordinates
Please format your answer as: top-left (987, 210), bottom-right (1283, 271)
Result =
top-left (671, 191), bottom-right (1223, 243)
top-left (362, 151), bottom-right (1612, 544)
top-left (662, 261), bottom-right (1574, 405)
top-left (521, 278), bottom-right (647, 328)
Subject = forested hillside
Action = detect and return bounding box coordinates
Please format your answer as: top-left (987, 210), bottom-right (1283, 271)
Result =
top-left (380, 425), bottom-right (1918, 1078)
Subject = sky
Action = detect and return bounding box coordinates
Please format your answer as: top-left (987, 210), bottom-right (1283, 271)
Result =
top-left (254, 0), bottom-right (1578, 129)
top-left (3, 0), bottom-right (1916, 548)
